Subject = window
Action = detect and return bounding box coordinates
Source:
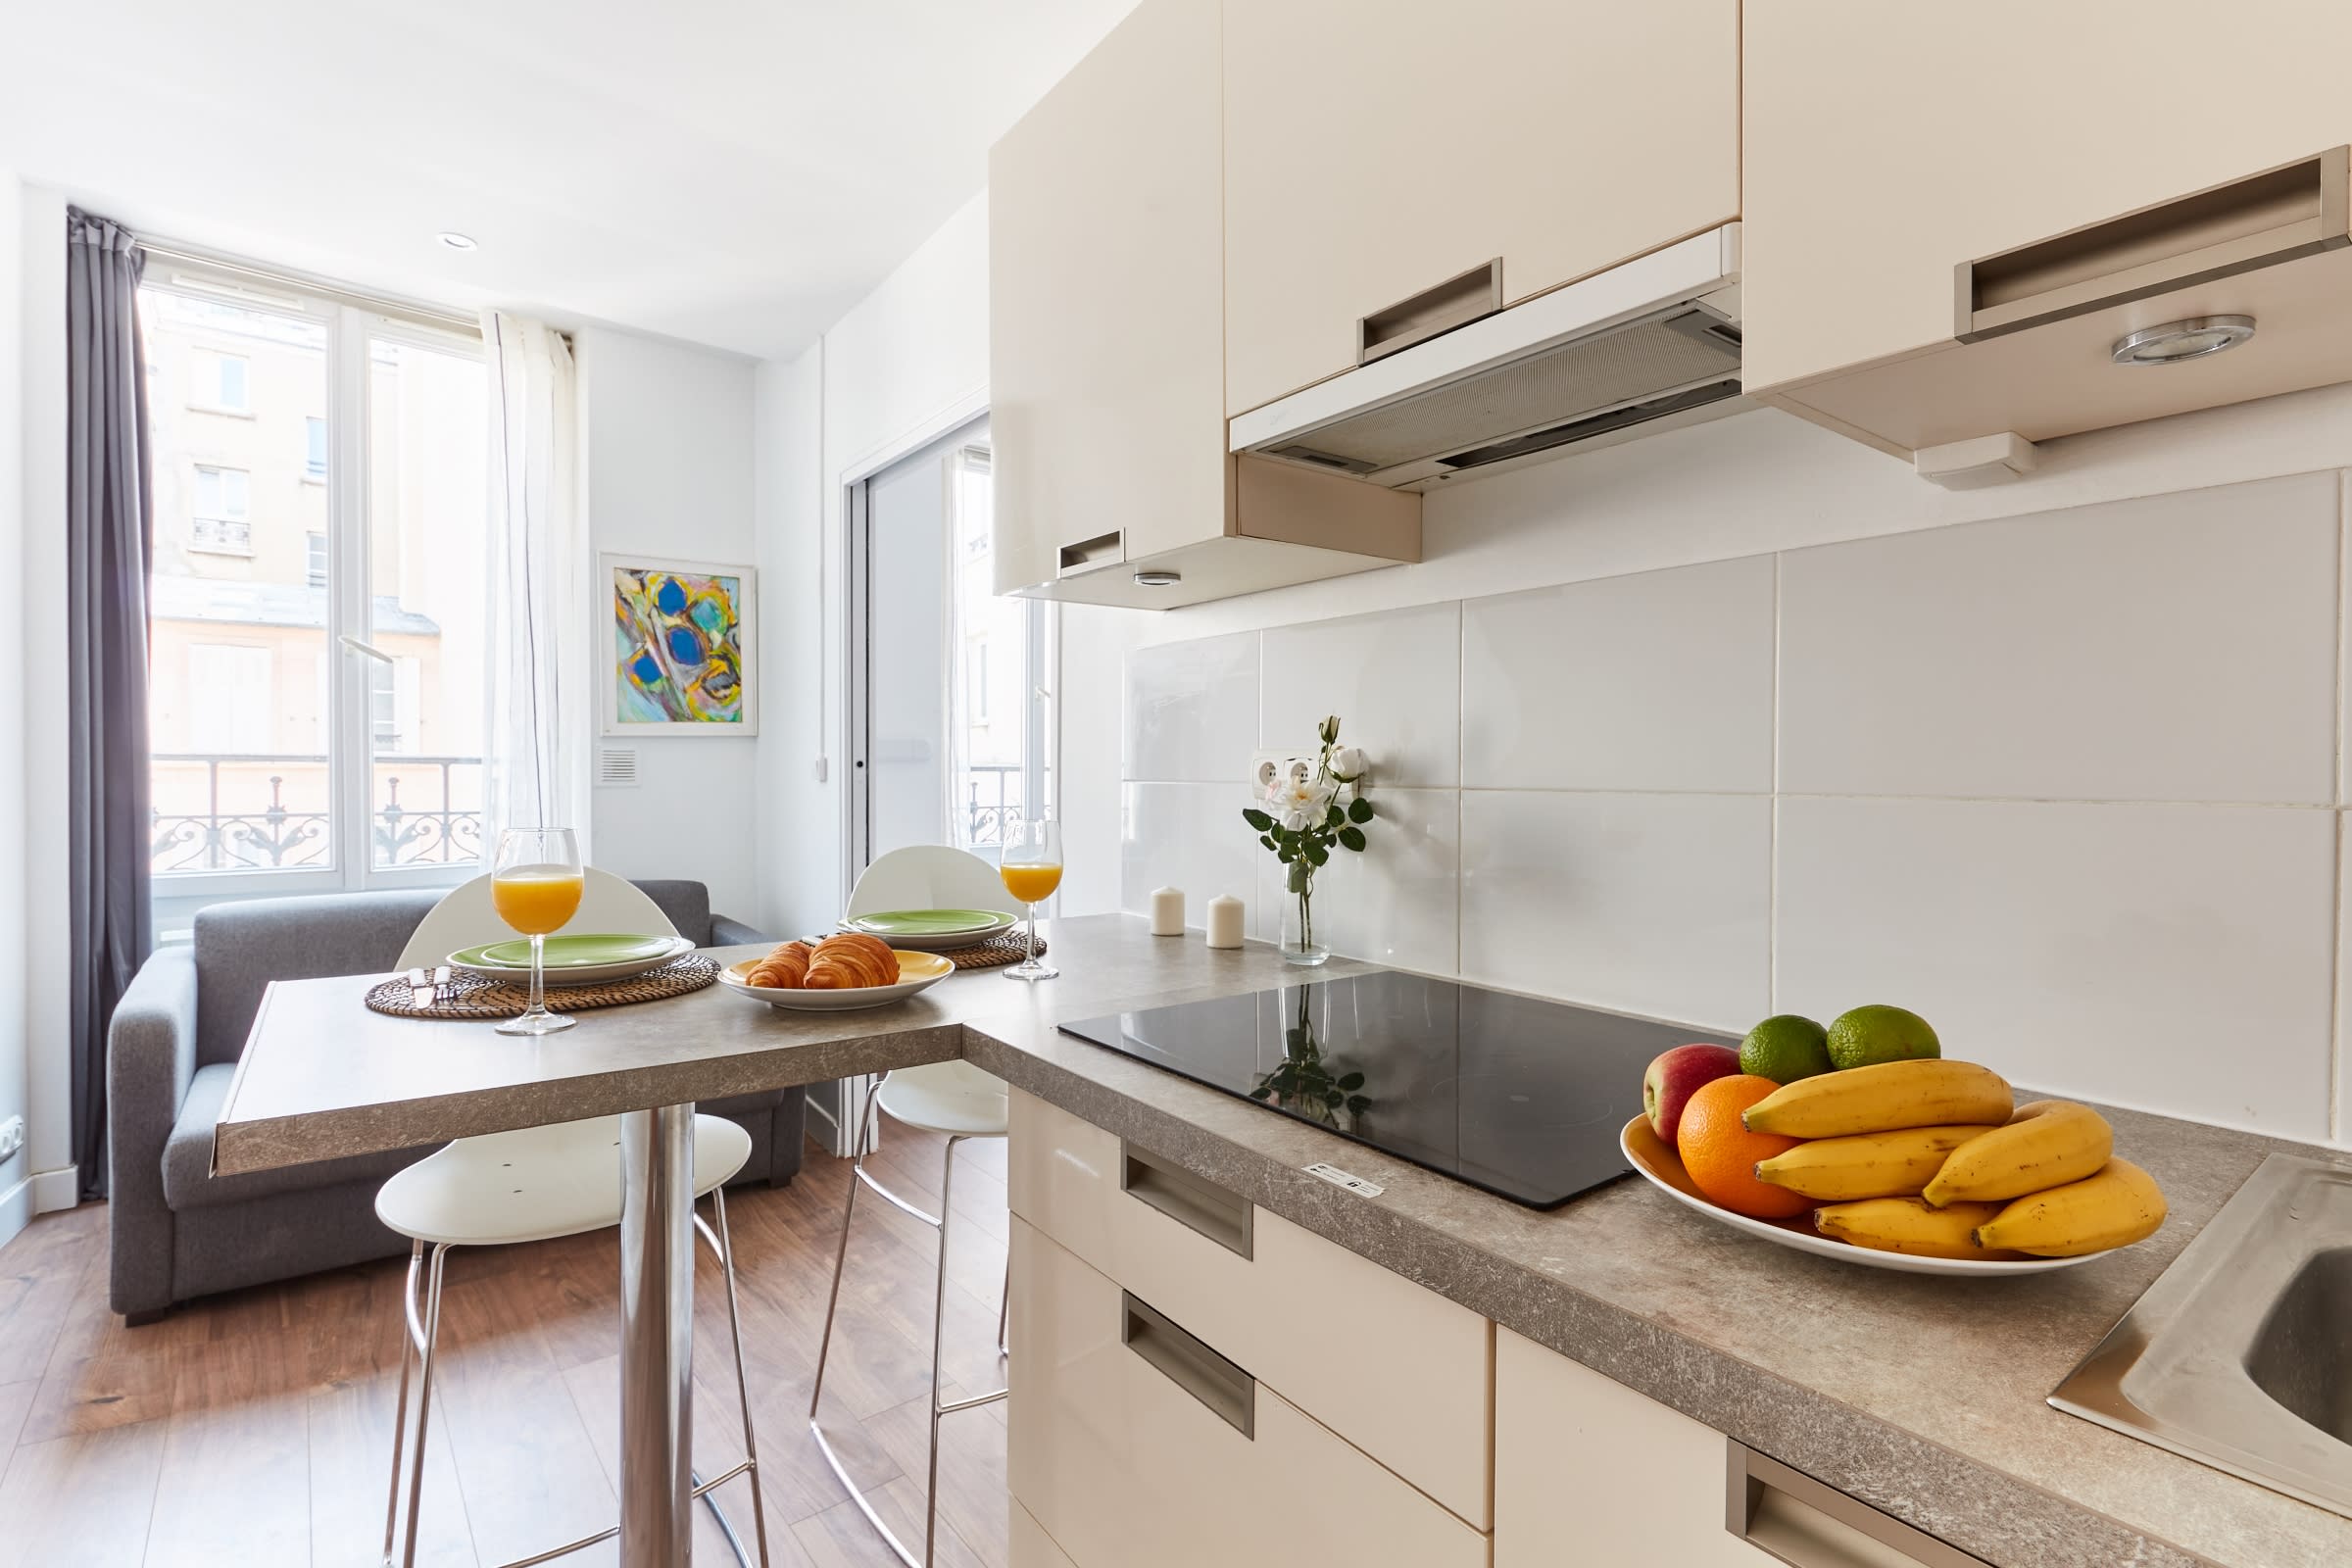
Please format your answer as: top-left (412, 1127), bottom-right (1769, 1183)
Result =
top-left (967, 637), bottom-right (991, 723)
top-left (195, 349), bottom-right (249, 412)
top-left (141, 269), bottom-right (489, 911)
top-left (190, 466), bottom-right (252, 555)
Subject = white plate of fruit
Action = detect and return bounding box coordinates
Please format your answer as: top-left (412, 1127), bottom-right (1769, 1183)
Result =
top-left (1625, 1008), bottom-right (2168, 1278)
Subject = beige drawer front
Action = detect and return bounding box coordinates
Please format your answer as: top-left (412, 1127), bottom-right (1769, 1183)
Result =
top-left (1010, 1498), bottom-right (1080, 1568)
top-left (1007, 1088), bottom-right (1492, 1527)
top-left (1009, 1217), bottom-right (1489, 1568)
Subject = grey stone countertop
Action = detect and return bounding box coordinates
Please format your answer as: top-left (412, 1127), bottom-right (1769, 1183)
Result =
top-left (216, 913), bottom-right (2349, 1568)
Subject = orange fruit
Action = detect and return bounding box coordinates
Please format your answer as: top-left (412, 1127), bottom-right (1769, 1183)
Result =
top-left (1676, 1075), bottom-right (1817, 1220)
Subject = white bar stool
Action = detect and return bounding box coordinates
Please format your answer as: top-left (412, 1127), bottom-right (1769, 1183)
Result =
top-left (808, 1060), bottom-right (1009, 1568)
top-left (375, 1113), bottom-right (770, 1568)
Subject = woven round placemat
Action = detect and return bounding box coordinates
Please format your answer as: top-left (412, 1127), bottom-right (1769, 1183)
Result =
top-left (943, 933), bottom-right (1051, 971)
top-left (364, 955), bottom-right (720, 1020)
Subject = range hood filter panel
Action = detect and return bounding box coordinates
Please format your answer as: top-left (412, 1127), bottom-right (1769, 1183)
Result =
top-left (1276, 309), bottom-right (1741, 472)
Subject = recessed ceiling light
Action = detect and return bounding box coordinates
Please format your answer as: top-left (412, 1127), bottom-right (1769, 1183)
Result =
top-left (1133, 568), bottom-right (1182, 588)
top-left (436, 231), bottom-right (478, 253)
top-left (2110, 315), bottom-right (2254, 366)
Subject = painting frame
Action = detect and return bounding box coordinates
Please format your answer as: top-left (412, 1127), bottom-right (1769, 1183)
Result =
top-left (600, 552), bottom-right (759, 738)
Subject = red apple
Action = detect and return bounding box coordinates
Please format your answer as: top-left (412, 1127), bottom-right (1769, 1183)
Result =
top-left (1642, 1044), bottom-right (1742, 1143)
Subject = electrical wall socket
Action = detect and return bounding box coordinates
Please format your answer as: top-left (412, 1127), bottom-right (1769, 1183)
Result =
top-left (0, 1115), bottom-right (23, 1161)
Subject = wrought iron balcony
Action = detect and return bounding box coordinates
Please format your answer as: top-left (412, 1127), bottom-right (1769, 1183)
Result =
top-left (151, 753), bottom-right (484, 874)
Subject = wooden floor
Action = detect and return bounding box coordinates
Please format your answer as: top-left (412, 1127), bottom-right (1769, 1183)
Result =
top-left (0, 1116), bottom-right (1013, 1566)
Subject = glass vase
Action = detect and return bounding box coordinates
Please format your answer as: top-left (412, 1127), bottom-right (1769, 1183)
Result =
top-left (1280, 870), bottom-right (1330, 966)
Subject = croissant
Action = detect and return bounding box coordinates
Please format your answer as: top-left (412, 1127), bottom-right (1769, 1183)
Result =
top-left (803, 933), bottom-right (900, 989)
top-left (745, 940), bottom-right (813, 990)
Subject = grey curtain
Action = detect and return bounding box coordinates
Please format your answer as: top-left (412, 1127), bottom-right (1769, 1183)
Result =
top-left (66, 208), bottom-right (155, 1200)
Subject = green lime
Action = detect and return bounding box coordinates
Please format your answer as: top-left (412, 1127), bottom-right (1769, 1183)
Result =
top-left (1739, 1014), bottom-right (1833, 1084)
top-left (1826, 1004), bottom-right (1941, 1070)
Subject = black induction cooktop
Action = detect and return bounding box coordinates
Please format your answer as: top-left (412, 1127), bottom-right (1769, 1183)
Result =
top-left (1058, 971), bottom-right (1737, 1209)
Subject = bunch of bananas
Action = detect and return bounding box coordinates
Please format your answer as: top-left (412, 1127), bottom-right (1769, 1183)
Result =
top-left (1740, 1061), bottom-right (2167, 1260)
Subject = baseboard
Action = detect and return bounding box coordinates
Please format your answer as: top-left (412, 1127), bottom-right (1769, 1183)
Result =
top-left (29, 1165), bottom-right (78, 1214)
top-left (0, 1176), bottom-right (28, 1252)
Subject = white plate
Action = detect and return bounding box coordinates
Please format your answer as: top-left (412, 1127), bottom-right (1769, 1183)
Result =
top-left (1618, 1117), bottom-right (2111, 1278)
top-left (836, 915), bottom-right (1017, 953)
top-left (716, 950), bottom-right (956, 1011)
top-left (449, 934), bottom-right (696, 987)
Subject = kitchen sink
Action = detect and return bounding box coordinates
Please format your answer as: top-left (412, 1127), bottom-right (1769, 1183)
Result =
top-left (2051, 1153), bottom-right (2352, 1518)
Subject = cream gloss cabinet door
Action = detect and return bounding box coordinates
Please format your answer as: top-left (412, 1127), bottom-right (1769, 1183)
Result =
top-left (1218, 0), bottom-right (1740, 417)
top-left (989, 0), bottom-right (1228, 596)
top-left (1008, 1217), bottom-right (1489, 1568)
top-left (1742, 0), bottom-right (2352, 396)
top-left (1495, 1328), bottom-right (1776, 1568)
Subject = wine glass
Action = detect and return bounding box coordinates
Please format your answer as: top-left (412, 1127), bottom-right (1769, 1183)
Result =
top-left (491, 827), bottom-right (584, 1034)
top-left (999, 819), bottom-right (1062, 982)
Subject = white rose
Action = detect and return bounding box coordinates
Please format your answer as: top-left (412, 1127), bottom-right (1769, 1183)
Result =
top-left (1281, 808), bottom-right (1310, 832)
top-left (1330, 746), bottom-right (1365, 779)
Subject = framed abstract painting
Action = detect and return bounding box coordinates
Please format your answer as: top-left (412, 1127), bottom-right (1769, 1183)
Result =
top-left (601, 554), bottom-right (758, 737)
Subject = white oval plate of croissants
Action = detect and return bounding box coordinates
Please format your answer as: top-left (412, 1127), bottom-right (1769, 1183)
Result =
top-left (718, 932), bottom-right (956, 1011)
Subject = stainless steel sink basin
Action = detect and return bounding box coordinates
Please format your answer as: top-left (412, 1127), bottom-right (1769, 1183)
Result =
top-left (2052, 1153), bottom-right (2352, 1518)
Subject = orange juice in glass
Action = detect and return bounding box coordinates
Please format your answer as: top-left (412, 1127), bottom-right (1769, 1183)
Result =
top-left (492, 827), bottom-right (583, 1034)
top-left (1000, 820), bottom-right (1061, 982)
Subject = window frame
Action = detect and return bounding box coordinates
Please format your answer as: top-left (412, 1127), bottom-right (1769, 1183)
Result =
top-left (142, 260), bottom-right (486, 924)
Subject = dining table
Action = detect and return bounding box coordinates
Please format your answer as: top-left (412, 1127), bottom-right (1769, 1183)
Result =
top-left (211, 913), bottom-right (1363, 1565)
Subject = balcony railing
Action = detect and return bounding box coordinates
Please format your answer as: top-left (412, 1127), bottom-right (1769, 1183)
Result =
top-left (962, 762), bottom-right (1023, 848)
top-left (151, 753), bottom-right (484, 875)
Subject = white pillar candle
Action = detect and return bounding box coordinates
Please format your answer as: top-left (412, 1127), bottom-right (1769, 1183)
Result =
top-left (1204, 894), bottom-right (1245, 949)
top-left (1150, 886), bottom-right (1186, 936)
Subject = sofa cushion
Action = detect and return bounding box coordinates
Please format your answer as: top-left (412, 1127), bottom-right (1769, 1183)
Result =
top-left (193, 888), bottom-right (448, 1067)
top-left (163, 1061), bottom-right (429, 1211)
top-left (633, 881), bottom-right (714, 946)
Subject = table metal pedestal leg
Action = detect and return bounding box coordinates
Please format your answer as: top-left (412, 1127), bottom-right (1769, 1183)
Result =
top-left (620, 1103), bottom-right (697, 1564)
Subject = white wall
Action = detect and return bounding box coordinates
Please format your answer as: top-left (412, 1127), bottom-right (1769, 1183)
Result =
top-left (0, 173), bottom-right (27, 1246)
top-left (1083, 389), bottom-right (2352, 1150)
top-left (574, 325), bottom-right (763, 920)
top-left (754, 192), bottom-right (991, 936)
top-left (18, 183), bottom-right (70, 1217)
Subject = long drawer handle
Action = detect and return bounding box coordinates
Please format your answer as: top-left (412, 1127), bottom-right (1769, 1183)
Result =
top-left (1122, 1293), bottom-right (1254, 1440)
top-left (1357, 257), bottom-right (1503, 365)
top-left (1121, 1142), bottom-right (1253, 1258)
top-left (1056, 529), bottom-right (1125, 576)
top-left (1727, 1442), bottom-right (1989, 1568)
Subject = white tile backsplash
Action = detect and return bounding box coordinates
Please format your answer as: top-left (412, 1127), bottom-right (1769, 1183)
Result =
top-left (1462, 556), bottom-right (1775, 793)
top-left (1779, 473), bottom-right (2340, 805)
top-left (1459, 791), bottom-right (1771, 1030)
top-left (1121, 782), bottom-right (1263, 938)
top-left (1125, 632), bottom-right (1259, 783)
top-left (1254, 787), bottom-right (1459, 976)
top-left (1775, 797), bottom-right (2337, 1140)
top-left (1259, 602), bottom-right (1462, 786)
top-left (1115, 470), bottom-right (2352, 1147)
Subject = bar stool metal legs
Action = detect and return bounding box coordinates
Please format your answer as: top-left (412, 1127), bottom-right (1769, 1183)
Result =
top-left (379, 1192), bottom-right (770, 1568)
top-left (808, 1083), bottom-right (1009, 1568)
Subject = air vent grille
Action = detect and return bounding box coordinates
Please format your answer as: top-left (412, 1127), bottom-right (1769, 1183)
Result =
top-left (597, 748), bottom-right (640, 788)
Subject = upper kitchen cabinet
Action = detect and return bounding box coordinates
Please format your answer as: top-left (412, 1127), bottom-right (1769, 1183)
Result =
top-left (1219, 0), bottom-right (1741, 418)
top-left (991, 0), bottom-right (1420, 611)
top-left (1744, 2), bottom-right (2352, 468)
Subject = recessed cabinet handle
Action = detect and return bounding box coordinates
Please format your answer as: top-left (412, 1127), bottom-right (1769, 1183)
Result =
top-left (1122, 1293), bottom-right (1254, 1439)
top-left (1358, 258), bottom-right (1504, 365)
top-left (1727, 1442), bottom-right (1990, 1568)
top-left (1121, 1142), bottom-right (1253, 1258)
top-left (1056, 529), bottom-right (1125, 576)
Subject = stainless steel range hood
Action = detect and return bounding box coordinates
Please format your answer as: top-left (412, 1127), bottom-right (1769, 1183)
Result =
top-left (1229, 225), bottom-right (1747, 490)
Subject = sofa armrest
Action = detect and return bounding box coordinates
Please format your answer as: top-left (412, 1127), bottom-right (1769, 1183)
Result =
top-left (107, 943), bottom-right (200, 1317)
top-left (710, 914), bottom-right (768, 948)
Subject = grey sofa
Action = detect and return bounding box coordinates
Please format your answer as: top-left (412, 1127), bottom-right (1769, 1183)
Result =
top-left (107, 879), bottom-right (803, 1323)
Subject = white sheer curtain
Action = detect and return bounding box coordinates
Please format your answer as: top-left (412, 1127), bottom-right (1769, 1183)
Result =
top-left (481, 312), bottom-right (593, 856)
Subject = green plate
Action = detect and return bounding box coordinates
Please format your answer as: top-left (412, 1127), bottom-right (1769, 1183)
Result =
top-left (453, 933), bottom-right (684, 970)
top-left (848, 908), bottom-right (1011, 936)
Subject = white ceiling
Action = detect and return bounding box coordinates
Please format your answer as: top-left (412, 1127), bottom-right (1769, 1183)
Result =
top-left (0, 0), bottom-right (1135, 360)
